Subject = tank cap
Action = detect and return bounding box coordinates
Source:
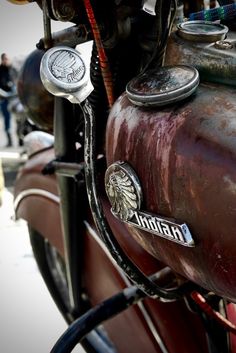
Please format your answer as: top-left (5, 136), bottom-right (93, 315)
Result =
top-left (126, 65), bottom-right (199, 107)
top-left (177, 20), bottom-right (228, 42)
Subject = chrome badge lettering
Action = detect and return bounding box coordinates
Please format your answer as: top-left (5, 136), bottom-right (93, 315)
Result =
top-left (105, 162), bottom-right (195, 247)
top-left (131, 211), bottom-right (193, 246)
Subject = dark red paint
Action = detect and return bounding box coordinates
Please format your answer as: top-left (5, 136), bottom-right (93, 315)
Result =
top-left (106, 82), bottom-right (236, 302)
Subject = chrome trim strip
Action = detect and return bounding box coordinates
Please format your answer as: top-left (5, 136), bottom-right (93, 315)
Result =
top-left (83, 220), bottom-right (118, 269)
top-left (137, 301), bottom-right (169, 353)
top-left (84, 220), bottom-right (169, 353)
top-left (14, 188), bottom-right (60, 213)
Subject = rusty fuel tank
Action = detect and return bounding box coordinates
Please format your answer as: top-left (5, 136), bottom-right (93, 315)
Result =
top-left (165, 20), bottom-right (236, 87)
top-left (105, 80), bottom-right (236, 302)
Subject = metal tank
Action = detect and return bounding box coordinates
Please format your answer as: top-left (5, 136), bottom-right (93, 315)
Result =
top-left (105, 66), bottom-right (236, 302)
top-left (165, 20), bottom-right (236, 87)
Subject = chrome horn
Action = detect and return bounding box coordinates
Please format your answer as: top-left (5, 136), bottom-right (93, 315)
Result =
top-left (40, 46), bottom-right (93, 103)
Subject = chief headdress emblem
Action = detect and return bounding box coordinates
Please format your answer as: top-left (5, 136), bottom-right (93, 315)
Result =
top-left (50, 50), bottom-right (85, 83)
top-left (106, 166), bottom-right (141, 221)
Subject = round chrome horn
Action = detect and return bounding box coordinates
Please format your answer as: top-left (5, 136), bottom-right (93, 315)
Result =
top-left (40, 46), bottom-right (93, 103)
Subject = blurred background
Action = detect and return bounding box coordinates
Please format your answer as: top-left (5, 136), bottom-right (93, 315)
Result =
top-left (0, 1), bottom-right (67, 58)
top-left (0, 2), bottom-right (84, 352)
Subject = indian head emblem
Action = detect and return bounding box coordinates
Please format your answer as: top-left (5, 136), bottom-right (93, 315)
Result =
top-left (105, 162), bottom-right (195, 247)
top-left (105, 162), bottom-right (142, 222)
top-left (49, 50), bottom-right (85, 84)
top-left (106, 169), bottom-right (140, 221)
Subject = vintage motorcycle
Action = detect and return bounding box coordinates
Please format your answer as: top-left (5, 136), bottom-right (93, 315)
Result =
top-left (9, 0), bottom-right (236, 352)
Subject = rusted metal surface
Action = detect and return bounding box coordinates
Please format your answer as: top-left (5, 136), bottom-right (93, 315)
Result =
top-left (106, 82), bottom-right (236, 302)
top-left (165, 30), bottom-right (236, 87)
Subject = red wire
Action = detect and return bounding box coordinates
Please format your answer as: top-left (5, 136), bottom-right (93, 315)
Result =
top-left (191, 291), bottom-right (236, 334)
top-left (83, 0), bottom-right (114, 108)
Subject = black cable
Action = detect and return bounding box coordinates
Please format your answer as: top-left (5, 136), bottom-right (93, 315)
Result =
top-left (50, 286), bottom-right (146, 353)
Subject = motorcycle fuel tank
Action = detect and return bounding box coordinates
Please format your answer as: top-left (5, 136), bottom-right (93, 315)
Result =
top-left (105, 79), bottom-right (236, 302)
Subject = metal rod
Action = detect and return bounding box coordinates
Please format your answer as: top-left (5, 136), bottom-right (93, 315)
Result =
top-left (37, 25), bottom-right (91, 50)
top-left (49, 161), bottom-right (84, 178)
top-left (53, 97), bottom-right (84, 313)
top-left (42, 0), bottom-right (52, 49)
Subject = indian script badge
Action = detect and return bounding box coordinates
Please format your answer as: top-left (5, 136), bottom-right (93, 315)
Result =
top-left (105, 161), bottom-right (195, 247)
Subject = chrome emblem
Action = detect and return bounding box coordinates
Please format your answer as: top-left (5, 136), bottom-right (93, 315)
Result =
top-left (49, 50), bottom-right (85, 84)
top-left (105, 162), bottom-right (195, 247)
top-left (40, 46), bottom-right (94, 104)
top-left (105, 162), bottom-right (142, 221)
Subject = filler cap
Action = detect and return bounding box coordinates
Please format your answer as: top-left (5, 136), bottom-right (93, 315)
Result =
top-left (126, 65), bottom-right (199, 107)
top-left (177, 20), bottom-right (228, 43)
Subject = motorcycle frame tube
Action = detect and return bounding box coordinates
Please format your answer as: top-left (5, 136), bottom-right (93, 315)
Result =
top-left (42, 0), bottom-right (52, 49)
top-left (53, 97), bottom-right (117, 353)
top-left (53, 97), bottom-right (85, 314)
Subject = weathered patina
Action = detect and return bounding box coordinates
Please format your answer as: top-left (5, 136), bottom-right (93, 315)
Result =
top-left (106, 82), bottom-right (236, 302)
